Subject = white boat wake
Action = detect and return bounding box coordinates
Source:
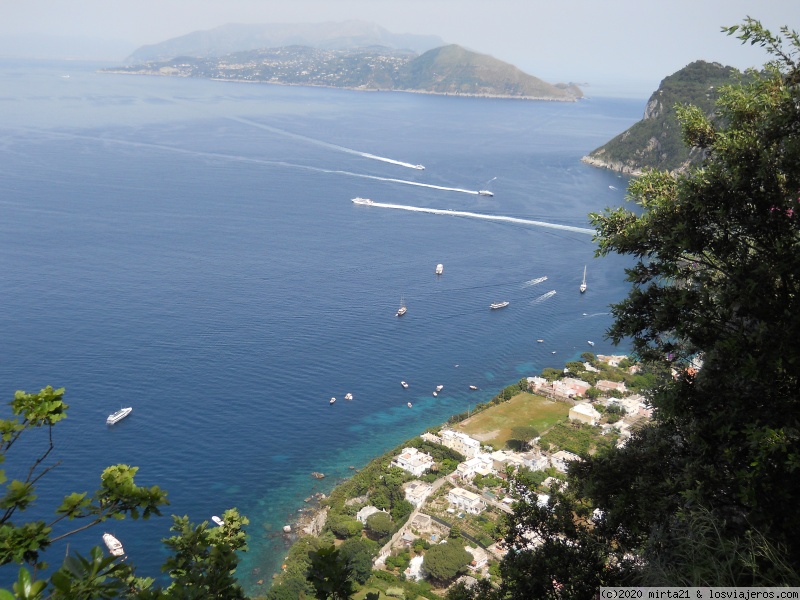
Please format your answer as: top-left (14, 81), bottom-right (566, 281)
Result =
top-left (522, 276), bottom-right (548, 287)
top-left (531, 290), bottom-right (557, 304)
top-left (351, 200), bottom-right (594, 235)
top-left (230, 117), bottom-right (425, 170)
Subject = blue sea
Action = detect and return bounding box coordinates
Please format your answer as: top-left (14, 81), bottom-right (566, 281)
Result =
top-left (0, 59), bottom-right (644, 593)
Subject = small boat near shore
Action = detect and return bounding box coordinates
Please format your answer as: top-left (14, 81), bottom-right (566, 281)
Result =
top-left (537, 339), bottom-right (544, 343)
top-left (587, 341), bottom-right (595, 346)
top-left (580, 265), bottom-right (587, 293)
top-left (401, 381), bottom-right (409, 389)
top-left (435, 263), bottom-right (443, 275)
top-left (490, 301), bottom-right (509, 310)
top-left (106, 407), bottom-right (132, 425)
top-left (329, 397), bottom-right (336, 405)
top-left (407, 402), bottom-right (413, 408)
top-left (212, 516), bottom-right (225, 527)
top-left (396, 296), bottom-right (407, 317)
top-left (478, 190), bottom-right (494, 197)
top-left (432, 391), bottom-right (438, 397)
top-left (103, 533), bottom-right (124, 557)
top-left (352, 197), bottom-right (374, 205)
top-left (344, 393), bottom-right (353, 401)
top-left (436, 385), bottom-right (444, 392)
top-left (469, 385), bottom-right (478, 390)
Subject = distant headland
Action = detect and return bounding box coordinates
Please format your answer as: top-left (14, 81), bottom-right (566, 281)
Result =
top-left (104, 21), bottom-right (583, 102)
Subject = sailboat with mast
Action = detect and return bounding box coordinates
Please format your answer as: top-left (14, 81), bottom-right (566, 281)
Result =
top-left (580, 265), bottom-right (587, 293)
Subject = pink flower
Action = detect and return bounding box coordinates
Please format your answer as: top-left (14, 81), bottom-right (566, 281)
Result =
top-left (787, 208), bottom-right (795, 217)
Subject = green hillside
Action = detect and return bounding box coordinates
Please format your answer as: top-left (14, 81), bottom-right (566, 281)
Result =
top-left (583, 60), bottom-right (744, 174)
top-left (397, 44), bottom-right (582, 99)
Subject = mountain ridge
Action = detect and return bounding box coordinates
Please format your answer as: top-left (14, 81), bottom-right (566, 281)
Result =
top-left (582, 60), bottom-right (744, 174)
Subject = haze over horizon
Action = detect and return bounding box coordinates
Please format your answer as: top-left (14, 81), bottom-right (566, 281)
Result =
top-left (1, 0), bottom-right (798, 97)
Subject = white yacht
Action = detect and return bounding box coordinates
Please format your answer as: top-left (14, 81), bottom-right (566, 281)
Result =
top-left (490, 301), bottom-right (510, 310)
top-left (396, 296), bottom-right (407, 317)
top-left (352, 197), bottom-right (374, 205)
top-left (435, 263), bottom-right (443, 275)
top-left (106, 407), bottom-right (132, 425)
top-left (413, 164), bottom-right (425, 170)
top-left (469, 385), bottom-right (478, 390)
top-left (211, 516), bottom-right (225, 527)
top-left (407, 402), bottom-right (413, 408)
top-left (103, 533), bottom-right (124, 557)
top-left (587, 341), bottom-right (595, 346)
top-left (344, 393), bottom-right (353, 401)
top-left (401, 381), bottom-right (409, 389)
top-left (478, 190), bottom-right (494, 197)
top-left (329, 397), bottom-right (336, 405)
top-left (580, 265), bottom-right (587, 293)
top-left (436, 385), bottom-right (444, 392)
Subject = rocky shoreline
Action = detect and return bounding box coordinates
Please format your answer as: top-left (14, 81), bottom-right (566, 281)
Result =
top-left (580, 155), bottom-right (643, 176)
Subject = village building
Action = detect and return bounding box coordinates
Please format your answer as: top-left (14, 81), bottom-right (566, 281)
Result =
top-left (455, 454), bottom-right (495, 480)
top-left (390, 447), bottom-right (435, 477)
top-left (596, 380), bottom-right (628, 395)
top-left (439, 429), bottom-right (481, 458)
top-left (569, 402), bottom-right (602, 426)
top-left (356, 505), bottom-right (386, 524)
top-left (550, 450), bottom-right (582, 473)
top-left (465, 545), bottom-right (489, 571)
top-left (404, 481), bottom-right (433, 507)
top-left (519, 449), bottom-right (550, 471)
top-left (552, 377), bottom-right (591, 399)
top-left (596, 354), bottom-right (628, 367)
top-left (420, 432), bottom-right (441, 445)
top-left (489, 449), bottom-right (527, 473)
top-left (447, 487), bottom-right (487, 514)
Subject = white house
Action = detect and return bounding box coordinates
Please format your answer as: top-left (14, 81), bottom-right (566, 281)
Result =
top-left (440, 429), bottom-right (481, 458)
top-left (356, 505), bottom-right (385, 524)
top-left (569, 403), bottom-right (602, 426)
top-left (404, 481), bottom-right (433, 507)
top-left (519, 449), bottom-right (549, 472)
top-left (391, 447), bottom-right (435, 477)
top-left (550, 450), bottom-right (582, 473)
top-left (447, 487), bottom-right (486, 514)
top-left (455, 454), bottom-right (495, 480)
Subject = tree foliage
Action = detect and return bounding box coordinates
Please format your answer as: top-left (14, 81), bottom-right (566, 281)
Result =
top-left (0, 387), bottom-right (249, 598)
top-left (421, 541), bottom-right (472, 586)
top-left (500, 18), bottom-right (800, 598)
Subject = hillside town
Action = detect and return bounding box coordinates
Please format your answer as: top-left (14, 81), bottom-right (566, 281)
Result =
top-left (271, 352), bottom-right (656, 597)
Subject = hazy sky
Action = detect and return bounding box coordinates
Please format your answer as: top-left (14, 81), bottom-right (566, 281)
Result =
top-left (2, 0), bottom-right (798, 94)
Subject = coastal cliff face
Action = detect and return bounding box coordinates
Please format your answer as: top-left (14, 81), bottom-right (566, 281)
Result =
top-left (582, 60), bottom-right (743, 174)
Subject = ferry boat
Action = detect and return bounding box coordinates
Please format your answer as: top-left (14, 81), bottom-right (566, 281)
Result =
top-left (435, 263), bottom-right (443, 275)
top-left (106, 407), bottom-right (132, 425)
top-left (344, 393), bottom-right (353, 401)
top-left (103, 533), bottom-right (124, 557)
top-left (490, 301), bottom-right (510, 310)
top-left (351, 197), bottom-right (374, 205)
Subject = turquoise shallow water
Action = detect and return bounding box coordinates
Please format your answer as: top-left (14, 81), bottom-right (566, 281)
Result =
top-left (0, 59), bottom-right (643, 592)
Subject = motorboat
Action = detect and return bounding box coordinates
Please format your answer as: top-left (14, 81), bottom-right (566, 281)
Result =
top-left (537, 339), bottom-right (544, 343)
top-left (490, 301), bottom-right (510, 310)
top-left (344, 393), bottom-right (353, 401)
top-left (580, 265), bottom-right (587, 293)
top-left (106, 407), bottom-right (132, 425)
top-left (407, 402), bottom-right (413, 408)
top-left (587, 341), bottom-right (595, 346)
top-left (469, 385), bottom-right (478, 390)
top-left (435, 263), bottom-right (443, 275)
top-left (103, 533), bottom-right (124, 557)
top-left (432, 391), bottom-right (438, 397)
top-left (212, 516), bottom-right (225, 527)
top-left (478, 190), bottom-right (494, 197)
top-left (436, 385), bottom-right (444, 392)
top-left (329, 397), bottom-right (336, 405)
top-left (413, 164), bottom-right (425, 170)
top-left (352, 197), bottom-right (373, 205)
top-left (401, 381), bottom-right (409, 389)
top-left (396, 296), bottom-right (407, 317)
